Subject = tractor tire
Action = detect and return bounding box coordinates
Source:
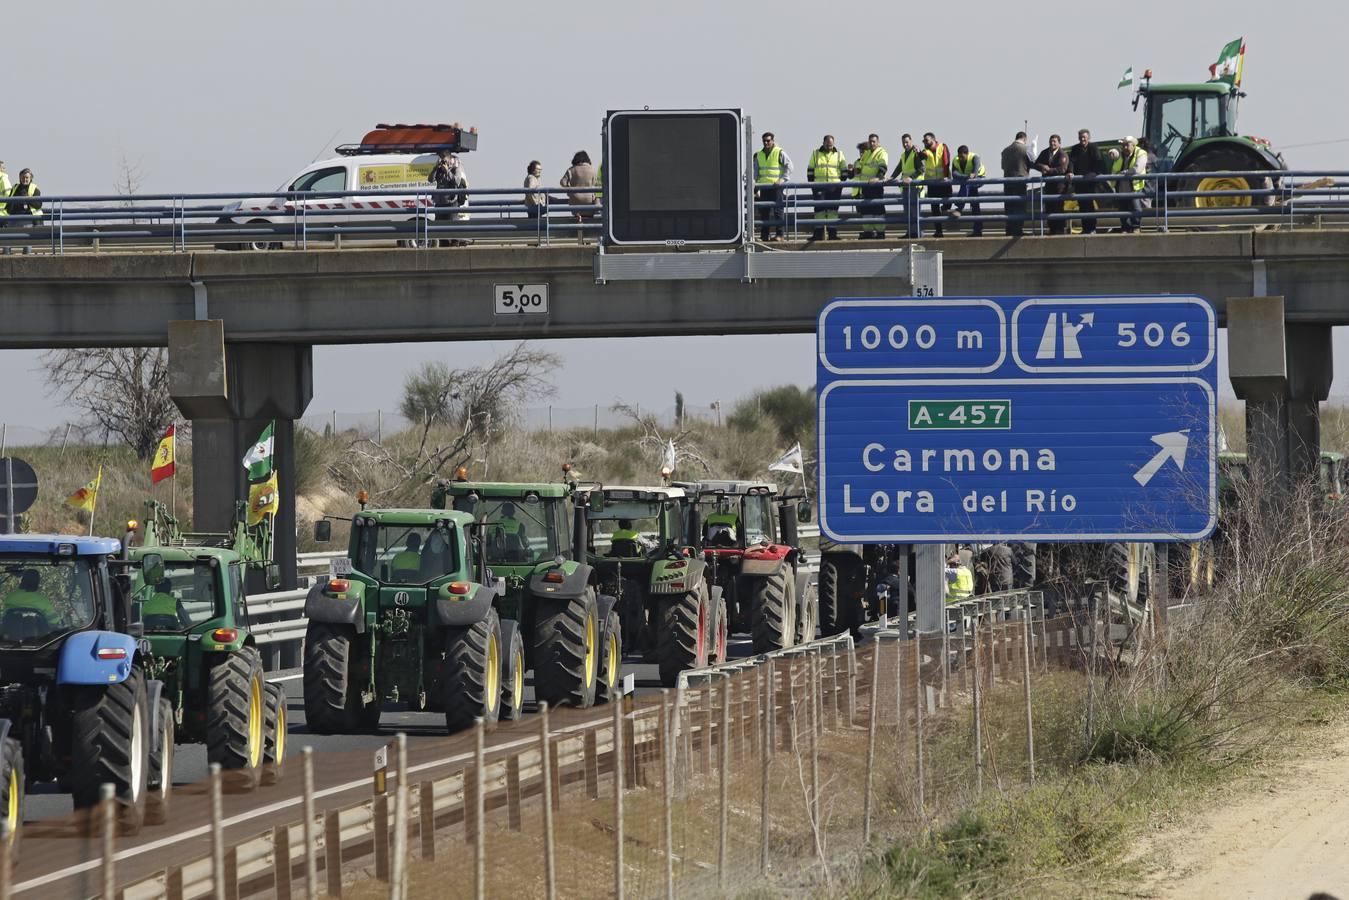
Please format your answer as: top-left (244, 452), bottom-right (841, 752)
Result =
top-left (207, 648), bottom-right (266, 791)
top-left (500, 619), bottom-right (526, 721)
top-left (442, 609), bottom-right (503, 733)
top-left (1180, 148), bottom-right (1276, 209)
top-left (0, 735), bottom-right (24, 854)
top-left (261, 683), bottom-right (287, 786)
top-left (709, 593), bottom-right (729, 664)
top-left (751, 570), bottom-right (796, 654)
top-left (69, 667), bottom-right (150, 833)
top-left (818, 559), bottom-right (846, 637)
top-left (145, 697), bottom-right (174, 825)
top-left (658, 586), bottom-right (708, 688)
top-left (533, 589), bottom-right (600, 709)
top-left (796, 577), bottom-right (819, 645)
top-left (597, 609), bottom-right (623, 705)
top-left (1010, 542), bottom-right (1036, 590)
top-left (303, 623), bottom-right (372, 734)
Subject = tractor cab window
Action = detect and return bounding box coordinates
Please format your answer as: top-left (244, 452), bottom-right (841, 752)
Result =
top-left (743, 495), bottom-right (776, 545)
top-left (698, 497), bottom-right (742, 548)
top-left (142, 561), bottom-right (222, 633)
top-left (590, 500), bottom-right (663, 559)
top-left (1148, 95), bottom-right (1194, 164)
top-left (353, 521), bottom-right (462, 585)
top-left (454, 497), bottom-right (562, 566)
top-left (1196, 94), bottom-right (1226, 139)
top-left (0, 555), bottom-right (97, 645)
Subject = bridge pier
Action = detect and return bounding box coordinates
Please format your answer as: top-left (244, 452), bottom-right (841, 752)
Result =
top-left (1228, 297), bottom-right (1332, 499)
top-left (167, 322), bottom-right (312, 593)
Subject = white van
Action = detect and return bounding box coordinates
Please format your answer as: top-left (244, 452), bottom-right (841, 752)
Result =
top-left (217, 123), bottom-right (476, 249)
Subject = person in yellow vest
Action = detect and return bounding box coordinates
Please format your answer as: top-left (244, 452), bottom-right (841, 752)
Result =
top-left (891, 133), bottom-right (925, 237)
top-left (1111, 136), bottom-right (1150, 233)
top-left (0, 163), bottom-right (11, 222)
top-left (143, 578), bottom-right (188, 630)
top-left (704, 509), bottom-right (739, 547)
top-left (608, 519), bottom-right (648, 557)
top-left (5, 167), bottom-right (38, 256)
top-left (807, 134), bottom-right (847, 241)
top-left (2, 570), bottom-right (60, 631)
top-left (753, 132), bottom-right (793, 242)
top-left (390, 533), bottom-right (423, 581)
top-left (951, 145), bottom-right (986, 237)
top-left (854, 133), bottom-right (889, 240)
top-left (944, 553), bottom-right (974, 603)
top-left (921, 133), bottom-right (953, 237)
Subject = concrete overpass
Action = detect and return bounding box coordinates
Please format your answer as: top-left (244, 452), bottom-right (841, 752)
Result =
top-left (2, 231), bottom-right (1342, 584)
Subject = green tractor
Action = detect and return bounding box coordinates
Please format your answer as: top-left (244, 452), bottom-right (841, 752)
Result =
top-left (431, 478), bottom-right (622, 709)
top-left (125, 501), bottom-right (287, 805)
top-left (1126, 71), bottom-right (1284, 207)
top-left (584, 485), bottom-right (727, 687)
top-left (305, 506), bottom-right (514, 733)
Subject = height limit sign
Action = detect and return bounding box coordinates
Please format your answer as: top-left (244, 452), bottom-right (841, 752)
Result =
top-left (815, 296), bottom-right (1218, 543)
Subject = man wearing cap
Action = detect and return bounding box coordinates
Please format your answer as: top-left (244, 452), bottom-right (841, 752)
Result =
top-left (1112, 135), bottom-right (1150, 233)
top-left (944, 552), bottom-right (974, 603)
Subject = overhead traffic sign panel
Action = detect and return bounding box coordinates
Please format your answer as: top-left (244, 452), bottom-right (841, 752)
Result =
top-left (816, 296), bottom-right (1218, 543)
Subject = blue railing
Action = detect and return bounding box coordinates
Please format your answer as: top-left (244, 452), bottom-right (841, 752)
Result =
top-left (0, 170), bottom-right (1342, 254)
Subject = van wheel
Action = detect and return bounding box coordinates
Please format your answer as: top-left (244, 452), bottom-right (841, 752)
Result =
top-left (245, 220), bottom-right (281, 251)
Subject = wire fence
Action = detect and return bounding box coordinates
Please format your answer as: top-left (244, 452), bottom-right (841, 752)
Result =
top-left (0, 590), bottom-right (1162, 899)
top-left (298, 404), bottom-right (730, 440)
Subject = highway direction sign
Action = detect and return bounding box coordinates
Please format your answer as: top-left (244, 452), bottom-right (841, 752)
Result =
top-left (816, 296), bottom-right (1217, 543)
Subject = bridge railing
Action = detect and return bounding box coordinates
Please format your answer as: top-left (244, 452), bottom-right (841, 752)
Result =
top-left (0, 169), bottom-right (1345, 253)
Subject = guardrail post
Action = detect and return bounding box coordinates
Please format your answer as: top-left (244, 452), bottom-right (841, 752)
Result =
top-left (225, 844), bottom-right (240, 899)
top-left (273, 824), bottom-right (292, 900)
top-left (373, 794), bottom-right (390, 881)
top-left (303, 747), bottom-right (318, 900)
top-left (419, 782), bottom-right (437, 858)
top-left (700, 682), bottom-right (712, 775)
top-left (759, 658), bottom-right (772, 874)
top-left (613, 686), bottom-right (626, 900)
top-left (914, 635), bottom-right (925, 819)
top-left (100, 782), bottom-right (117, 899)
top-left (324, 809), bottom-right (343, 898)
top-left (973, 619), bottom-right (984, 801)
top-left (808, 655), bottom-right (820, 853)
top-left (661, 690), bottom-right (675, 900)
top-left (209, 763), bottom-right (226, 899)
top-left (472, 720), bottom-right (485, 900)
top-left (539, 703), bottom-right (557, 900)
top-left (167, 866), bottom-right (185, 900)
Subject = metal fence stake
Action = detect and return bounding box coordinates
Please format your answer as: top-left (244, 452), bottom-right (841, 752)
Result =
top-left (862, 642), bottom-right (880, 844)
top-left (209, 764), bottom-right (226, 899)
top-left (973, 622), bottom-right (984, 801)
top-left (393, 733), bottom-right (409, 900)
top-left (472, 721), bottom-right (485, 900)
top-left (274, 824), bottom-right (293, 900)
top-left (539, 703), bottom-right (557, 900)
top-left (1022, 600), bottom-right (1037, 784)
top-left (324, 810), bottom-right (343, 898)
top-left (613, 684), bottom-right (625, 900)
top-left (101, 783), bottom-right (117, 900)
top-left (0, 822), bottom-right (10, 900)
top-left (662, 690), bottom-right (675, 900)
top-left (419, 782), bottom-right (437, 859)
top-left (373, 794), bottom-right (390, 882)
top-left (302, 747), bottom-right (318, 900)
top-left (914, 636), bottom-right (926, 818)
top-left (718, 674), bottom-right (730, 888)
top-left (808, 657), bottom-right (820, 848)
top-left (760, 658), bottom-right (772, 874)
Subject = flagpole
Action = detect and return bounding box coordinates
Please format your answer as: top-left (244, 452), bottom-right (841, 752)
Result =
top-left (89, 466), bottom-right (101, 537)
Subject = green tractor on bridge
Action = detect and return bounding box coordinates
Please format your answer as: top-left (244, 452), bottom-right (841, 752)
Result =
top-left (125, 500), bottom-right (287, 804)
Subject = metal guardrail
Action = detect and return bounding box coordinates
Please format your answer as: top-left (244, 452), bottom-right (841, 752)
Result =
top-left (1, 169), bottom-right (1345, 254)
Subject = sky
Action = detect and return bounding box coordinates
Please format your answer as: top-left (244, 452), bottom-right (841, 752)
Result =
top-left (1, 0), bottom-right (1347, 432)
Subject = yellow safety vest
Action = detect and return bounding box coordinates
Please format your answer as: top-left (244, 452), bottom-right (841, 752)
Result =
top-left (898, 149), bottom-right (923, 179)
top-left (953, 154), bottom-right (985, 177)
top-left (10, 183), bottom-right (40, 217)
top-left (391, 550), bottom-right (421, 574)
top-left (808, 148), bottom-right (846, 183)
top-left (922, 144), bottom-right (949, 181)
top-left (945, 567), bottom-right (974, 603)
top-left (2, 590), bottom-right (59, 624)
top-left (1111, 149), bottom-right (1148, 193)
top-left (858, 147), bottom-right (889, 180)
top-left (755, 147), bottom-right (784, 184)
top-left (611, 528), bottom-right (640, 542)
top-left (0, 173), bottom-right (11, 216)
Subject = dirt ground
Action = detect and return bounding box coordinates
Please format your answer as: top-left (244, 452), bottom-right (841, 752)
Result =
top-left (1142, 722), bottom-right (1349, 899)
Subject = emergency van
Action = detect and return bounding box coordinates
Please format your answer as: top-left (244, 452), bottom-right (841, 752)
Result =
top-left (217, 123), bottom-right (477, 249)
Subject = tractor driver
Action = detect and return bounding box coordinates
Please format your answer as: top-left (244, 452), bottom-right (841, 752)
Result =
top-left (609, 519), bottom-right (648, 558)
top-left (143, 577), bottom-right (188, 630)
top-left (2, 569), bottom-right (61, 629)
top-left (492, 502), bottom-right (529, 557)
top-left (391, 533), bottom-right (423, 581)
top-left (704, 506), bottom-right (740, 548)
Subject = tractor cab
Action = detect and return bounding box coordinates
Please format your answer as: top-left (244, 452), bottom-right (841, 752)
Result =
top-left (679, 480), bottom-right (793, 557)
top-left (1135, 81), bottom-right (1237, 172)
top-left (587, 486), bottom-right (689, 561)
top-left (0, 535), bottom-right (126, 652)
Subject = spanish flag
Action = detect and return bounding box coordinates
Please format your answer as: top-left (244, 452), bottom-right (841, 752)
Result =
top-left (247, 471), bottom-right (279, 526)
top-left (151, 424), bottom-right (176, 485)
top-left (66, 466), bottom-right (103, 512)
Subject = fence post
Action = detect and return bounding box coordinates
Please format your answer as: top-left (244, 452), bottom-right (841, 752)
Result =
top-left (914, 636), bottom-right (925, 818)
top-left (613, 685), bottom-right (625, 900)
top-left (210, 763), bottom-right (226, 899)
top-left (760, 658), bottom-right (772, 874)
top-left (862, 642), bottom-right (880, 844)
top-left (973, 620), bottom-right (984, 801)
top-left (718, 674), bottom-right (730, 889)
top-left (0, 823), bottom-right (10, 900)
top-left (273, 824), bottom-right (293, 900)
top-left (539, 703), bottom-right (557, 900)
top-left (393, 734), bottom-right (409, 900)
top-left (845, 638), bottom-right (857, 727)
top-left (420, 782), bottom-right (437, 859)
top-left (506, 752), bottom-right (523, 829)
top-left (662, 690), bottom-right (676, 900)
top-left (808, 656), bottom-right (820, 849)
top-left (302, 748), bottom-right (318, 900)
top-left (373, 795), bottom-right (389, 882)
top-left (324, 809), bottom-right (343, 899)
top-left (701, 684), bottom-right (712, 775)
top-left (472, 720), bottom-right (485, 900)
top-left (1022, 599), bottom-right (1037, 784)
top-left (584, 728), bottom-right (600, 799)
top-left (101, 783), bottom-right (117, 900)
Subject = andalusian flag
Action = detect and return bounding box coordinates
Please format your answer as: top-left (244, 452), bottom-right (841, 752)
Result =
top-left (151, 424), bottom-right (176, 484)
top-left (247, 472), bottom-right (280, 526)
top-left (1118, 67), bottom-right (1134, 90)
top-left (66, 467), bottom-right (102, 512)
top-left (1208, 38), bottom-right (1245, 86)
top-left (242, 421), bottom-right (275, 480)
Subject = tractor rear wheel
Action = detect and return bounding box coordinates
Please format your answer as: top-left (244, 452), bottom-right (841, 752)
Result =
top-left (709, 593), bottom-right (729, 664)
top-left (818, 559), bottom-right (846, 637)
top-left (1010, 542), bottom-right (1036, 590)
top-left (207, 648), bottom-right (266, 791)
top-left (658, 586), bottom-right (707, 687)
top-left (261, 683), bottom-right (287, 786)
top-left (442, 609), bottom-right (503, 733)
top-left (303, 623), bottom-right (371, 734)
top-left (751, 570), bottom-right (796, 654)
top-left (1180, 148), bottom-right (1275, 209)
top-left (0, 735), bottom-right (24, 853)
top-left (534, 589), bottom-right (600, 709)
top-left (69, 667), bottom-right (150, 833)
top-left (796, 577), bottom-right (819, 645)
top-left (597, 609), bottom-right (623, 704)
top-left (500, 620), bottom-right (526, 721)
top-left (145, 697), bottom-right (174, 825)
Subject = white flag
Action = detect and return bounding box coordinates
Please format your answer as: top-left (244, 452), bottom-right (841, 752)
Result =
top-left (660, 439), bottom-right (677, 475)
top-left (768, 443), bottom-right (804, 475)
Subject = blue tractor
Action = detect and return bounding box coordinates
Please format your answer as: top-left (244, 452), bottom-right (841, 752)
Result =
top-left (0, 534), bottom-right (173, 849)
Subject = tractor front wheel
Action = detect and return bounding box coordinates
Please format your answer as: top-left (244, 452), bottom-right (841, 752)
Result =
top-left (534, 589), bottom-right (600, 709)
top-left (0, 735), bottom-right (24, 854)
top-left (597, 609), bottom-right (623, 704)
top-left (69, 668), bottom-right (150, 833)
top-left (303, 623), bottom-right (373, 734)
top-left (442, 609), bottom-right (503, 733)
top-left (500, 620), bottom-right (526, 721)
top-left (751, 570), bottom-right (796, 654)
top-left (658, 586), bottom-right (708, 687)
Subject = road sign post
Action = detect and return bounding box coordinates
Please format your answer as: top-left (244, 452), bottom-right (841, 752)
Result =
top-left (816, 296), bottom-right (1218, 544)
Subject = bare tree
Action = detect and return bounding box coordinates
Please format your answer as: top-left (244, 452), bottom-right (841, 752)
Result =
top-left (42, 348), bottom-right (175, 459)
top-left (116, 152), bottom-right (145, 224)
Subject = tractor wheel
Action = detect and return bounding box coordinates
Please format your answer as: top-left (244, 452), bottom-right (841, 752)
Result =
top-left (597, 609), bottom-right (623, 704)
top-left (145, 697), bottom-right (174, 825)
top-left (709, 593), bottom-right (729, 664)
top-left (303, 622), bottom-right (372, 734)
top-left (500, 620), bottom-right (526, 721)
top-left (0, 735), bottom-right (24, 854)
top-left (69, 667), bottom-right (150, 833)
top-left (751, 570), bottom-right (796, 654)
top-left (796, 577), bottom-right (819, 645)
top-left (818, 559), bottom-right (846, 637)
top-left (1010, 542), bottom-right (1037, 590)
top-left (207, 648), bottom-right (266, 791)
top-left (261, 683), bottom-right (287, 786)
top-left (1180, 148), bottom-right (1275, 209)
top-left (533, 589), bottom-right (600, 709)
top-left (658, 586), bottom-right (708, 688)
top-left (442, 609), bottom-right (503, 733)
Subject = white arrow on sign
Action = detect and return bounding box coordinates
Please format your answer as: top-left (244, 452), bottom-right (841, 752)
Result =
top-left (1133, 431), bottom-right (1189, 487)
top-left (1035, 312), bottom-right (1095, 361)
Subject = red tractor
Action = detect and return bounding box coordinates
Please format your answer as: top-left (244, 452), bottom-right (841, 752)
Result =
top-left (677, 480), bottom-right (817, 653)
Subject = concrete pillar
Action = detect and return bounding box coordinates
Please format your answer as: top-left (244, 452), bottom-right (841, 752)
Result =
top-left (168, 322), bottom-right (312, 591)
top-left (1227, 298), bottom-right (1332, 498)
top-left (914, 545), bottom-right (945, 634)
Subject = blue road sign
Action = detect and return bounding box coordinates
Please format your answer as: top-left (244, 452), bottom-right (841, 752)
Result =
top-left (816, 296), bottom-right (1217, 543)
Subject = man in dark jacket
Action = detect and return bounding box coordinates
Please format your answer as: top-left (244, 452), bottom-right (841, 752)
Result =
top-left (1034, 134), bottom-right (1070, 234)
top-left (1000, 132), bottom-right (1033, 236)
top-left (1066, 129), bottom-right (1105, 234)
top-left (428, 150), bottom-right (469, 247)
